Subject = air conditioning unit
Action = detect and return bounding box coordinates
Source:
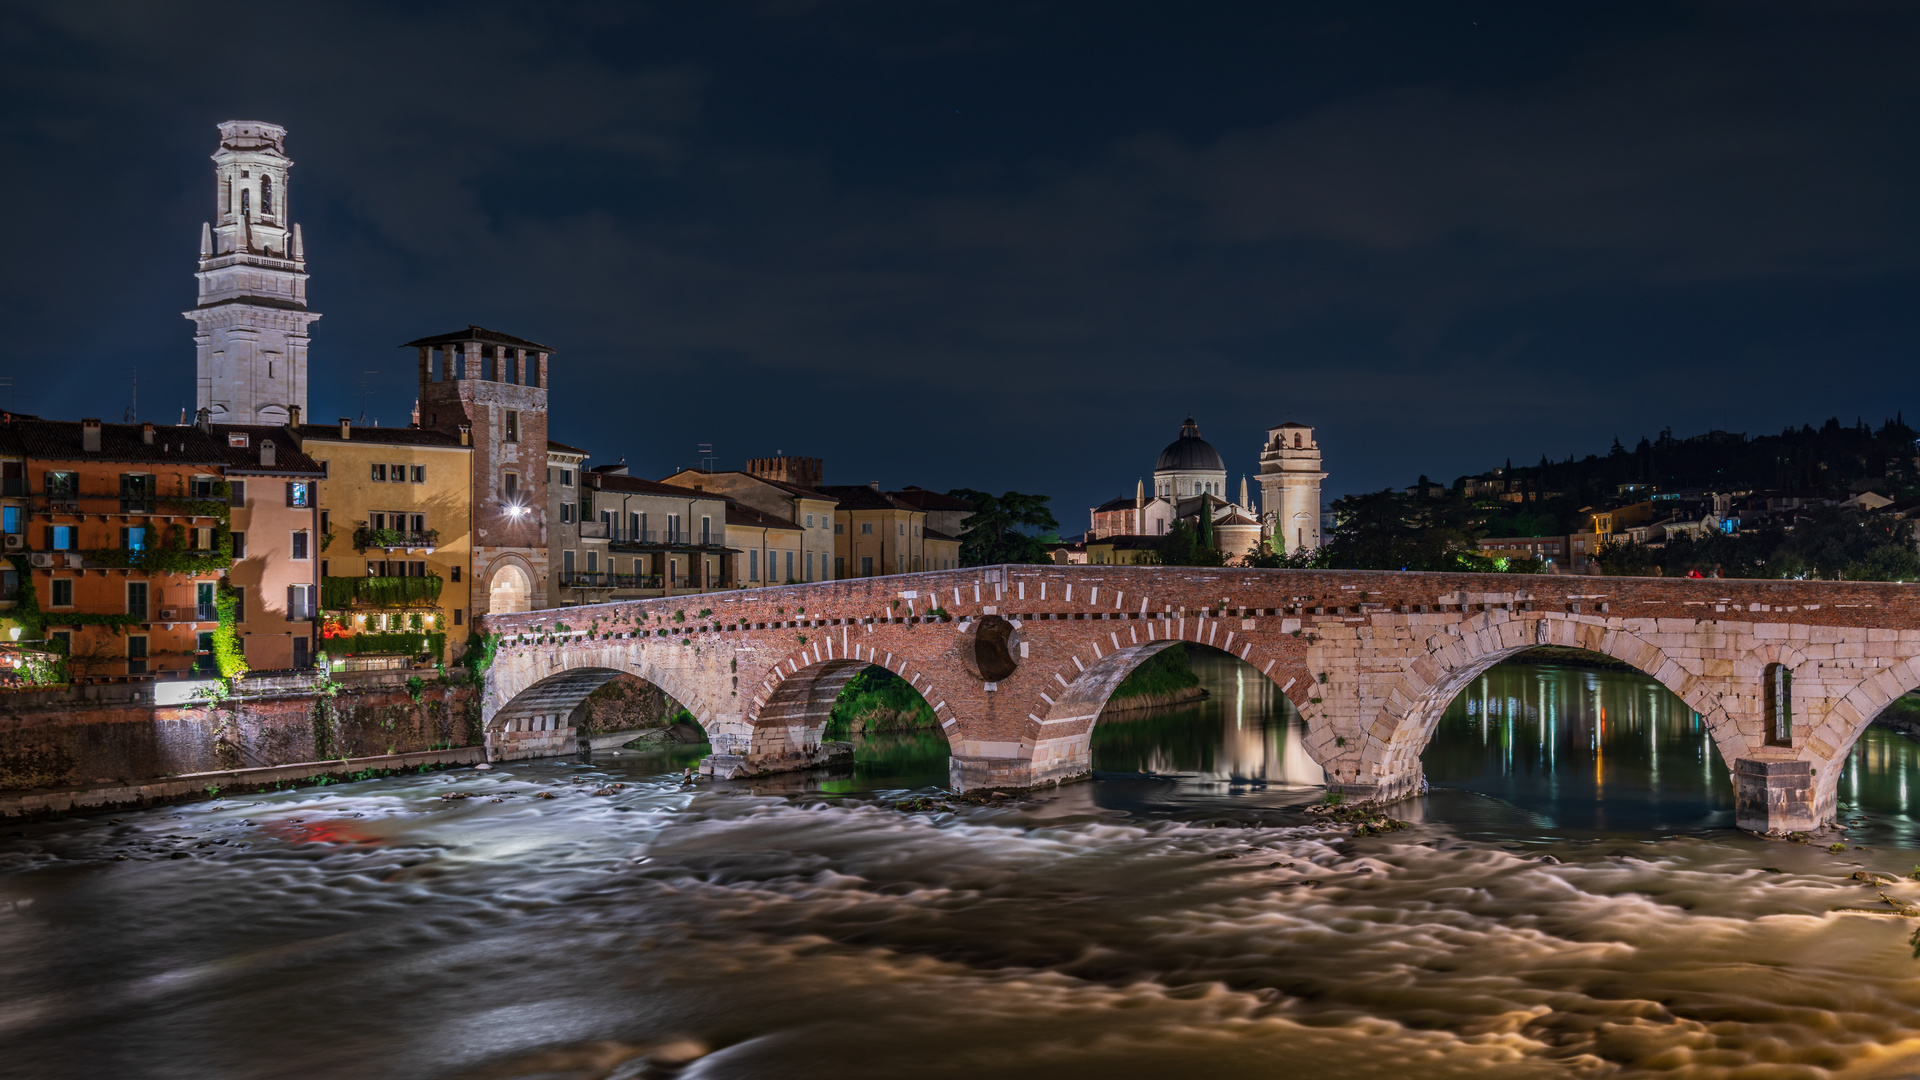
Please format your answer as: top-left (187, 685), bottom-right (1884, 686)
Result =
top-left (2, 534), bottom-right (21, 550)
top-left (27, 552), bottom-right (53, 567)
top-left (63, 553), bottom-right (84, 568)
top-left (158, 609), bottom-right (178, 621)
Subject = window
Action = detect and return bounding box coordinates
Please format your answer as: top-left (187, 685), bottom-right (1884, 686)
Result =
top-left (190, 477), bottom-right (218, 499)
top-left (560, 468), bottom-right (573, 486)
top-left (861, 523), bottom-right (873, 535)
top-left (388, 463), bottom-right (404, 481)
top-left (51, 579), bottom-right (72, 606)
top-left (240, 187), bottom-right (249, 214)
top-left (49, 525), bottom-right (74, 551)
top-left (633, 512), bottom-right (646, 540)
top-left (899, 523), bottom-right (906, 536)
top-left (228, 480), bottom-right (246, 507)
top-left (127, 635), bottom-right (148, 676)
top-left (749, 549), bottom-right (759, 581)
top-left (196, 631), bottom-right (216, 673)
top-left (505, 411), bottom-right (520, 442)
top-left (454, 608), bottom-right (463, 626)
top-left (288, 584), bottom-right (315, 621)
top-left (123, 526), bottom-right (148, 551)
top-left (291, 530), bottom-right (310, 560)
top-left (586, 551), bottom-right (598, 573)
top-left (806, 514), bottom-right (814, 528)
top-left (411, 465), bottom-right (426, 483)
top-left (561, 504), bottom-right (574, 524)
top-left (319, 510), bottom-right (329, 537)
top-left (1765, 663), bottom-right (1793, 746)
top-left (451, 565), bottom-right (461, 582)
top-left (785, 551), bottom-right (793, 582)
top-left (503, 472), bottom-right (519, 501)
top-left (51, 630), bottom-right (70, 654)
top-left (231, 532), bottom-right (246, 559)
top-left (286, 481), bottom-right (310, 507)
top-left (45, 471), bottom-right (76, 501)
top-left (1, 506), bottom-right (17, 535)
top-left (835, 523), bottom-right (843, 535)
top-left (860, 557), bottom-right (873, 576)
top-left (120, 473), bottom-right (155, 512)
top-left (701, 517), bottom-right (711, 545)
top-left (293, 636), bottom-right (310, 670)
top-left (228, 432), bottom-right (250, 448)
top-left (667, 514), bottom-right (681, 543)
top-left (371, 463), bottom-right (387, 482)
top-left (563, 550), bottom-right (575, 575)
top-left (127, 581), bottom-right (148, 620)
top-left (231, 586), bottom-right (245, 623)
top-left (192, 527), bottom-right (214, 550)
top-left (261, 174), bottom-right (273, 214)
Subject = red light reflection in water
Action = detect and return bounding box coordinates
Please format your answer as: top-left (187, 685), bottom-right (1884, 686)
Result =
top-left (262, 819), bottom-right (382, 846)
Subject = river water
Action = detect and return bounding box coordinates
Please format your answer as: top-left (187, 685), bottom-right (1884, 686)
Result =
top-left (9, 652), bottom-right (1920, 1079)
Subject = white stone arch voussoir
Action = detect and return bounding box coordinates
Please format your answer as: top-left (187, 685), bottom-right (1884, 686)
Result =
top-left (1357, 613), bottom-right (1726, 781)
top-left (747, 634), bottom-right (958, 740)
top-left (1819, 651), bottom-right (1920, 772)
top-left (485, 639), bottom-right (724, 743)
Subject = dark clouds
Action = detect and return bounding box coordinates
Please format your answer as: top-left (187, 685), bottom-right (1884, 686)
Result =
top-left (3, 2), bottom-right (1919, 527)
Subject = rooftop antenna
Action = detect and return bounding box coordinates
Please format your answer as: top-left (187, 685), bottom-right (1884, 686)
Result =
top-left (698, 442), bottom-right (715, 473)
top-left (359, 370), bottom-right (378, 424)
top-left (123, 367), bottom-right (139, 423)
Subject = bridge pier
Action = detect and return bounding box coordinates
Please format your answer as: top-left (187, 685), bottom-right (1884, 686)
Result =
top-left (1732, 758), bottom-right (1826, 835)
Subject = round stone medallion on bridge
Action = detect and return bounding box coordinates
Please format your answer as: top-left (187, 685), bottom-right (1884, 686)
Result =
top-left (960, 614), bottom-right (1020, 683)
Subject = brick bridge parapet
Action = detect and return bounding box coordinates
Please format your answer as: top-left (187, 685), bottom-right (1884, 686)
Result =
top-left (480, 566), bottom-right (1920, 834)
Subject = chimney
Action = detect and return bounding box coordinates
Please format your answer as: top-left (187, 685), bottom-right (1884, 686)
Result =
top-left (288, 405), bottom-right (301, 428)
top-left (81, 419), bottom-right (101, 453)
top-left (339, 417), bottom-right (352, 440)
top-left (869, 480), bottom-right (880, 492)
top-left (195, 407), bottom-right (213, 433)
top-left (260, 439), bottom-right (276, 467)
top-left (458, 423), bottom-right (470, 447)
top-left (142, 423), bottom-right (155, 445)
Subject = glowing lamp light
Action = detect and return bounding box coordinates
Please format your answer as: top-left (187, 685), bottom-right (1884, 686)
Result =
top-left (8, 627), bottom-right (19, 642)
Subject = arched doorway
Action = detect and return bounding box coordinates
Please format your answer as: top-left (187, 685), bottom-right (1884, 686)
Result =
top-left (488, 563), bottom-right (532, 614)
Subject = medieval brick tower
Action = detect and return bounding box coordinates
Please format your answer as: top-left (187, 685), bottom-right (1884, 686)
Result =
top-left (1257, 422), bottom-right (1326, 554)
top-left (411, 326), bottom-right (553, 619)
top-left (186, 121), bottom-right (318, 424)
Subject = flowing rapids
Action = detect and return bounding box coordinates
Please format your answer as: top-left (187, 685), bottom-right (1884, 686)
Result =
top-left (8, 654), bottom-right (1920, 1079)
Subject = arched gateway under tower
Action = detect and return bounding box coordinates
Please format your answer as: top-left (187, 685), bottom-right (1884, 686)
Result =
top-left (481, 565), bottom-right (1920, 835)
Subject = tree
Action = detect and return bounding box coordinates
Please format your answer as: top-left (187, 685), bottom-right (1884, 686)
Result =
top-left (1146, 520), bottom-right (1226, 567)
top-left (1320, 488), bottom-right (1487, 571)
top-left (947, 490), bottom-right (1059, 567)
top-left (1590, 538), bottom-right (1659, 576)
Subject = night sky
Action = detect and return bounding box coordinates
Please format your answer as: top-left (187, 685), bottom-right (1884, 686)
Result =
top-left (4, 3), bottom-right (1918, 532)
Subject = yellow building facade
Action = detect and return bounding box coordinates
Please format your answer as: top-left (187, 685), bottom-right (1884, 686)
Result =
top-left (293, 421), bottom-right (473, 665)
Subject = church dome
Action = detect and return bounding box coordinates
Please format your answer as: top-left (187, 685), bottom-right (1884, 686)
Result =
top-left (1155, 417), bottom-right (1225, 473)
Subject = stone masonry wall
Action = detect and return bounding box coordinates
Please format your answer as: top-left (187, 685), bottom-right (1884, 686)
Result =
top-left (483, 566), bottom-right (1920, 831)
top-left (0, 681), bottom-right (479, 793)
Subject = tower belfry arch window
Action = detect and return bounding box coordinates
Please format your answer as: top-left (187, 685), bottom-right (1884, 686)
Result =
top-left (241, 187), bottom-right (249, 215)
top-left (260, 175), bottom-right (273, 215)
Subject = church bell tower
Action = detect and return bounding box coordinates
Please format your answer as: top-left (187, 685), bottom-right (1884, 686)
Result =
top-left (185, 121), bottom-right (318, 424)
top-left (1257, 422), bottom-right (1326, 553)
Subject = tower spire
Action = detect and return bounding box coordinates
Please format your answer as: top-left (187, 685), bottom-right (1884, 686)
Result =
top-left (184, 121), bottom-right (317, 425)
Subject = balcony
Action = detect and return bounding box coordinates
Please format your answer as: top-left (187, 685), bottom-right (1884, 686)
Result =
top-left (578, 521), bottom-right (610, 539)
top-left (154, 604), bottom-right (220, 623)
top-left (352, 527), bottom-right (440, 553)
top-left (321, 575), bottom-right (444, 610)
top-left (0, 477), bottom-right (24, 497)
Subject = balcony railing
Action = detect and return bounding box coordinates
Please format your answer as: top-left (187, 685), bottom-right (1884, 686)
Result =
top-left (0, 478), bottom-right (24, 497)
top-left (321, 574), bottom-right (444, 610)
top-left (578, 521), bottom-right (610, 539)
top-left (352, 527), bottom-right (440, 552)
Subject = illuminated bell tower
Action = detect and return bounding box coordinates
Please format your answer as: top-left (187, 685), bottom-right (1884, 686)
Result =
top-left (1257, 422), bottom-right (1326, 553)
top-left (185, 120), bottom-right (317, 424)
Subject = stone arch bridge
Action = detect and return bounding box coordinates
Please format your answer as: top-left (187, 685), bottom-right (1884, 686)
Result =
top-left (480, 566), bottom-right (1920, 833)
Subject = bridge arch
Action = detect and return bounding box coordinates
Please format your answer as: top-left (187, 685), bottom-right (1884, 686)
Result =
top-left (484, 641), bottom-right (736, 762)
top-left (1352, 615), bottom-right (1728, 800)
top-left (736, 641), bottom-right (957, 775)
top-left (1029, 634), bottom-right (1328, 788)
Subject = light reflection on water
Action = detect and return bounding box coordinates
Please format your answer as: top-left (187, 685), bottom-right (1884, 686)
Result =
top-left (10, 654), bottom-right (1920, 1077)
